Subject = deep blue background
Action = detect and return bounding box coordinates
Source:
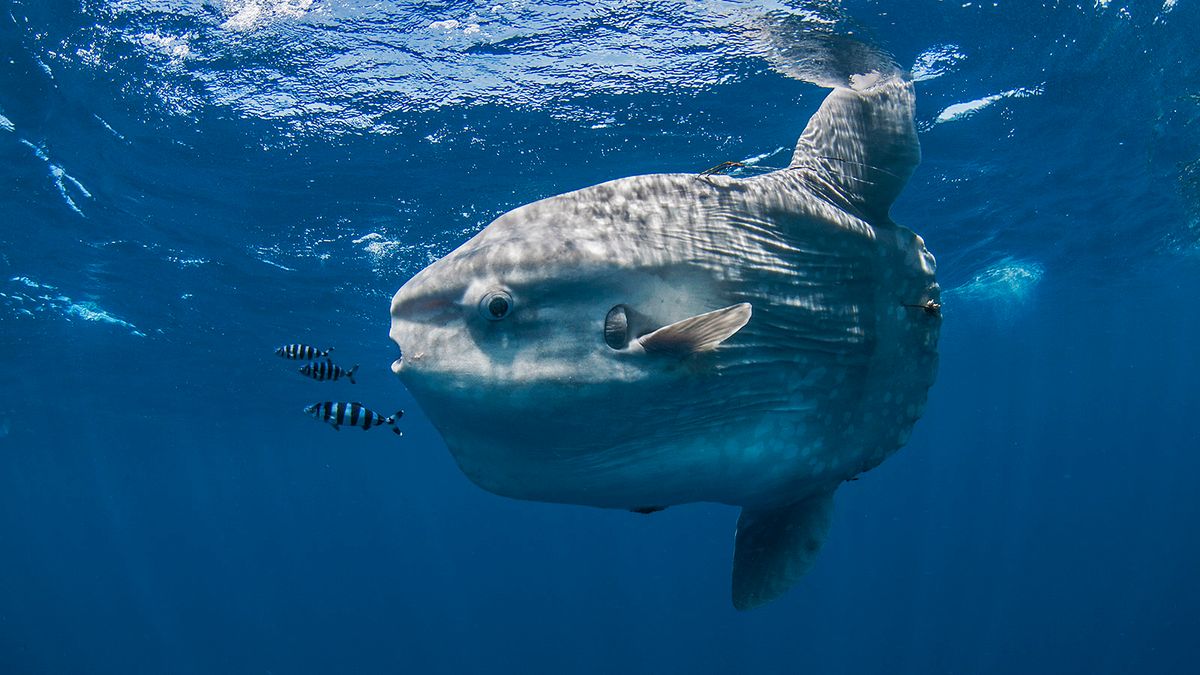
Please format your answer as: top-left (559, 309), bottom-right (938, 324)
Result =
top-left (2, 1), bottom-right (1198, 673)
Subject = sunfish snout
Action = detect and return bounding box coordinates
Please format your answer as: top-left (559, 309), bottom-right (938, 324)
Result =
top-left (390, 274), bottom-right (447, 378)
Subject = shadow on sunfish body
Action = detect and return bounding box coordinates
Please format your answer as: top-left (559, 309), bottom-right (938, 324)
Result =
top-left (389, 74), bottom-right (940, 610)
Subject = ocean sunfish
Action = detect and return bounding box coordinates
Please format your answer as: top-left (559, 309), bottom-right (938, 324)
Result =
top-left (388, 76), bottom-right (940, 610)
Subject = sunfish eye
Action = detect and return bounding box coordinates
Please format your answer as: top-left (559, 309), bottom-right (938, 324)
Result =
top-left (604, 304), bottom-right (629, 349)
top-left (479, 289), bottom-right (513, 321)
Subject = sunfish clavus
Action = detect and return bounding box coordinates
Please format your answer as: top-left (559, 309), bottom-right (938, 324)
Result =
top-left (389, 75), bottom-right (940, 610)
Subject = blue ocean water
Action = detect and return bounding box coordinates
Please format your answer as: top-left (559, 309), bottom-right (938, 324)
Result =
top-left (2, 0), bottom-right (1199, 672)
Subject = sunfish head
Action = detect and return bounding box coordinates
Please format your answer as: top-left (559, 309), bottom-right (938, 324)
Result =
top-left (389, 184), bottom-right (755, 502)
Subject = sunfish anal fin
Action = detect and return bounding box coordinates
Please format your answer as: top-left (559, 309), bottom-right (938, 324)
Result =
top-left (637, 303), bottom-right (751, 356)
top-left (732, 490), bottom-right (836, 611)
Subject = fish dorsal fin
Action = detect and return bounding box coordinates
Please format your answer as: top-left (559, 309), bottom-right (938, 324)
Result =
top-left (637, 303), bottom-right (751, 355)
top-left (732, 490), bottom-right (836, 611)
top-left (789, 76), bottom-right (919, 221)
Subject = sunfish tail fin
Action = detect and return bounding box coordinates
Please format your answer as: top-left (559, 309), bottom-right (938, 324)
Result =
top-left (790, 77), bottom-right (918, 221)
top-left (731, 490), bottom-right (836, 611)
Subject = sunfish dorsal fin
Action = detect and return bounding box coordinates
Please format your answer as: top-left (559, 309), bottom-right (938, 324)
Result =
top-left (790, 76), bottom-right (918, 221)
top-left (637, 303), bottom-right (751, 355)
top-left (732, 490), bottom-right (836, 611)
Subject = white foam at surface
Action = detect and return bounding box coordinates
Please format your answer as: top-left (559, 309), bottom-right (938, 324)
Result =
top-left (93, 114), bottom-right (125, 140)
top-left (11, 276), bottom-right (51, 290)
top-left (220, 0), bottom-right (313, 32)
top-left (944, 259), bottom-right (1045, 315)
top-left (354, 232), bottom-right (405, 261)
top-left (3, 276), bottom-right (145, 337)
top-left (935, 85), bottom-right (1043, 124)
top-left (166, 256), bottom-right (209, 267)
top-left (33, 54), bottom-right (53, 79)
top-left (66, 302), bottom-right (147, 337)
top-left (429, 18), bottom-right (483, 35)
top-left (260, 258), bottom-right (297, 272)
top-left (90, 2), bottom-right (850, 134)
top-left (911, 45), bottom-right (966, 82)
top-left (740, 147), bottom-right (789, 166)
top-left (137, 31), bottom-right (191, 60)
top-left (17, 139), bottom-right (92, 215)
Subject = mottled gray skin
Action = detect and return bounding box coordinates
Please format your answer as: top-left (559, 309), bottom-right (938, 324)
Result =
top-left (390, 77), bottom-right (940, 609)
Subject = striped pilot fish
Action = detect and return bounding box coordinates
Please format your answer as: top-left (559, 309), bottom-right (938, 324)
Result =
top-left (276, 343), bottom-right (333, 360)
top-left (299, 360), bottom-right (358, 384)
top-left (305, 402), bottom-right (403, 434)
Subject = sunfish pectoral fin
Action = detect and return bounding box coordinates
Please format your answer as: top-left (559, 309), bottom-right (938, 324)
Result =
top-left (636, 303), bottom-right (751, 356)
top-left (731, 490), bottom-right (836, 611)
top-left (790, 76), bottom-right (918, 221)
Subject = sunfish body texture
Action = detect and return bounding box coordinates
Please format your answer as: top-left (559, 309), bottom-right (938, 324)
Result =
top-left (390, 78), bottom-right (939, 610)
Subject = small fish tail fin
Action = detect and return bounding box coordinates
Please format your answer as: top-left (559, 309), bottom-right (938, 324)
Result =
top-left (348, 364), bottom-right (359, 385)
top-left (324, 346), bottom-right (334, 356)
top-left (386, 409), bottom-right (405, 427)
top-left (387, 410), bottom-right (404, 435)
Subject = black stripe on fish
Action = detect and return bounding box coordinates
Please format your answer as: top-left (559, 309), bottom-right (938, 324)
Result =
top-left (348, 402), bottom-right (364, 425)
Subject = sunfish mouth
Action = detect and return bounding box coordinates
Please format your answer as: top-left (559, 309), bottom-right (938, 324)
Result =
top-left (391, 349), bottom-right (429, 375)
